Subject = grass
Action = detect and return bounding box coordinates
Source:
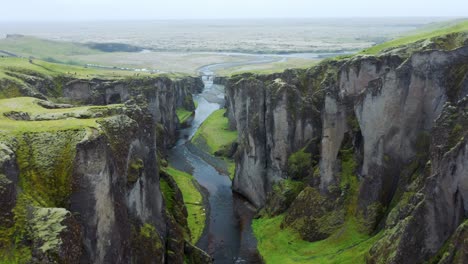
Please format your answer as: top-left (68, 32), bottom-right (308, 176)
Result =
top-left (192, 109), bottom-right (237, 153)
top-left (216, 58), bottom-right (318, 76)
top-left (176, 108), bottom-right (193, 124)
top-left (0, 57), bottom-right (155, 80)
top-left (0, 35), bottom-right (101, 63)
top-left (191, 109), bottom-right (238, 179)
top-left (162, 167), bottom-right (205, 244)
top-left (0, 97), bottom-right (104, 134)
top-left (0, 97), bottom-right (126, 135)
top-left (361, 19), bottom-right (468, 55)
top-left (253, 215), bottom-right (382, 264)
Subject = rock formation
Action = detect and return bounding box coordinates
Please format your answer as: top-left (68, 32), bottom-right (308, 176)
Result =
top-left (225, 32), bottom-right (468, 262)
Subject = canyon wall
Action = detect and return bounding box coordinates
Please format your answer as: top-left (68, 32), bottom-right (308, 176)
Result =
top-left (226, 39), bottom-right (468, 262)
top-left (0, 73), bottom-right (208, 263)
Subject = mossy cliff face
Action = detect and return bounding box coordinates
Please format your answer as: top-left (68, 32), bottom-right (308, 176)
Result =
top-left (0, 67), bottom-right (207, 263)
top-left (62, 76), bottom-right (201, 147)
top-left (1, 70), bottom-right (202, 148)
top-left (0, 97), bottom-right (195, 263)
top-left (226, 35), bottom-right (468, 262)
top-left (225, 69), bottom-right (326, 207)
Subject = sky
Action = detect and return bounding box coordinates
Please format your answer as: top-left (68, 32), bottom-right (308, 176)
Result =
top-left (1, 0), bottom-right (467, 21)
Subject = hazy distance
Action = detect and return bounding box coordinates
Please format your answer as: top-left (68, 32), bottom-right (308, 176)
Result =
top-left (1, 0), bottom-right (467, 21)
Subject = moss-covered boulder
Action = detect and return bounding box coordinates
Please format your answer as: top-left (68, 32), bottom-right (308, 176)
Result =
top-left (28, 207), bottom-right (82, 263)
top-left (261, 179), bottom-right (304, 217)
top-left (282, 187), bottom-right (345, 242)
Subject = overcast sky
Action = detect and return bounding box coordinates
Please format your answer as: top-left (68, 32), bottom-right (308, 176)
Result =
top-left (2, 0), bottom-right (467, 21)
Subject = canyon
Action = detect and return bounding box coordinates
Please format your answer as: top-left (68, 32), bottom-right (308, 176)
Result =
top-left (0, 21), bottom-right (467, 264)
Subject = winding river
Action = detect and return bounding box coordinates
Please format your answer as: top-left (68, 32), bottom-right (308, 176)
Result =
top-left (168, 68), bottom-right (262, 263)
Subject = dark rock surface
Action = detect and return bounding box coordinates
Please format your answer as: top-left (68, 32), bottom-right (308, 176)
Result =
top-left (225, 43), bottom-right (468, 262)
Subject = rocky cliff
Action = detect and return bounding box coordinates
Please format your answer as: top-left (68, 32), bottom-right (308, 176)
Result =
top-left (0, 71), bottom-right (208, 263)
top-left (0, 69), bottom-right (203, 147)
top-left (226, 32), bottom-right (468, 262)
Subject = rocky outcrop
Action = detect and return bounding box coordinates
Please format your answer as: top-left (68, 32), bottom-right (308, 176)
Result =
top-left (62, 76), bottom-right (202, 147)
top-left (0, 143), bottom-right (18, 232)
top-left (0, 63), bottom-right (207, 263)
top-left (0, 71), bottom-right (203, 148)
top-left (226, 40), bottom-right (468, 261)
top-left (225, 67), bottom-right (330, 207)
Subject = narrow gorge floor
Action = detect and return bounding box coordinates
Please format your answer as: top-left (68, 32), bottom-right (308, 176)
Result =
top-left (168, 73), bottom-right (262, 263)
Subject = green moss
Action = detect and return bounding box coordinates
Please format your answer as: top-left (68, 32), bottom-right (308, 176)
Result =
top-left (0, 195), bottom-right (32, 264)
top-left (176, 107), bottom-right (193, 125)
top-left (253, 215), bottom-right (382, 264)
top-left (16, 130), bottom-right (85, 207)
top-left (449, 124), bottom-right (464, 148)
top-left (339, 148), bottom-right (359, 216)
top-left (282, 187), bottom-right (345, 241)
top-left (287, 149), bottom-right (313, 179)
top-left (162, 167), bottom-right (205, 244)
top-left (29, 207), bottom-right (69, 253)
top-left (159, 178), bottom-right (175, 213)
top-left (131, 223), bottom-right (164, 261)
top-left (0, 97), bottom-right (130, 261)
top-left (347, 115), bottom-right (360, 132)
top-left (128, 158), bottom-right (144, 184)
top-left (445, 62), bottom-right (468, 101)
top-left (0, 78), bottom-right (23, 99)
top-left (361, 20), bottom-right (468, 55)
top-left (261, 179), bottom-right (304, 217)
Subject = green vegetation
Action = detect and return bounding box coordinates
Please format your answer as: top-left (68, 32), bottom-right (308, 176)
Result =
top-left (192, 109), bottom-right (237, 153)
top-left (261, 179), bottom-right (305, 217)
top-left (191, 109), bottom-right (237, 179)
top-left (29, 207), bottom-right (70, 253)
top-left (287, 149), bottom-right (313, 179)
top-left (128, 158), bottom-right (144, 184)
top-left (0, 97), bottom-right (118, 133)
top-left (361, 20), bottom-right (468, 55)
top-left (253, 215), bottom-right (382, 264)
top-left (176, 107), bottom-right (194, 124)
top-left (162, 167), bottom-right (205, 244)
top-left (216, 58), bottom-right (317, 76)
top-left (254, 143), bottom-right (375, 263)
top-left (0, 96), bottom-right (127, 262)
top-left (139, 223), bottom-right (163, 251)
top-left (0, 35), bottom-right (100, 62)
top-left (339, 148), bottom-right (359, 216)
top-left (0, 57), bottom-right (153, 82)
top-left (131, 222), bottom-right (164, 262)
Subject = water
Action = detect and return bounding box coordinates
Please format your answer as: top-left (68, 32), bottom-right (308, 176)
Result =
top-left (168, 72), bottom-right (262, 263)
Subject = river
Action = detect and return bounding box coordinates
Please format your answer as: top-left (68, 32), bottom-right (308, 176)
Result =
top-left (168, 71), bottom-right (262, 263)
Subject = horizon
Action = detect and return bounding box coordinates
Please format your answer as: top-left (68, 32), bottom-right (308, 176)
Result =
top-left (2, 0), bottom-right (467, 22)
top-left (0, 16), bottom-right (467, 23)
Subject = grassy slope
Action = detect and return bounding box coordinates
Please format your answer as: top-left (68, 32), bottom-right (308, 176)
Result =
top-left (0, 57), bottom-right (154, 80)
top-left (0, 97), bottom-right (103, 134)
top-left (253, 216), bottom-right (382, 264)
top-left (0, 36), bottom-right (100, 64)
top-left (361, 20), bottom-right (468, 54)
top-left (176, 108), bottom-right (193, 124)
top-left (191, 109), bottom-right (237, 179)
top-left (216, 58), bottom-right (318, 76)
top-left (161, 167), bottom-right (206, 244)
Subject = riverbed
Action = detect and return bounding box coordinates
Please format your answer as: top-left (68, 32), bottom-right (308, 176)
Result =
top-left (168, 72), bottom-right (262, 263)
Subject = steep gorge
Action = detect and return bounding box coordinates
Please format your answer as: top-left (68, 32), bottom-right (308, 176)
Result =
top-left (0, 73), bottom-right (209, 263)
top-left (225, 33), bottom-right (468, 263)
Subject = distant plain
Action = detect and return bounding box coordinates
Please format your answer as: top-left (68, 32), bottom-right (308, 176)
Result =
top-left (0, 18), bottom-right (460, 75)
